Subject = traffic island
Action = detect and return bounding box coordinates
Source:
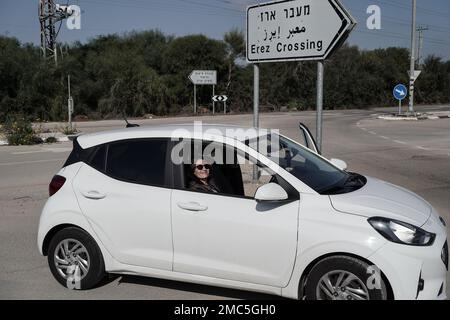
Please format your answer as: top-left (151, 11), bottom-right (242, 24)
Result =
top-left (377, 112), bottom-right (450, 121)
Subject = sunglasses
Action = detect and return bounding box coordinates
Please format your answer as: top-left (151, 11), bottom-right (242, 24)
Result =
top-left (195, 164), bottom-right (211, 170)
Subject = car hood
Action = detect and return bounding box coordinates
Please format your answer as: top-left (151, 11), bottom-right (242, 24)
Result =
top-left (329, 176), bottom-right (432, 226)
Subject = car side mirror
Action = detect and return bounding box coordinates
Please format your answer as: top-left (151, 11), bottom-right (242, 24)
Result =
top-left (330, 158), bottom-right (348, 171)
top-left (254, 183), bottom-right (288, 202)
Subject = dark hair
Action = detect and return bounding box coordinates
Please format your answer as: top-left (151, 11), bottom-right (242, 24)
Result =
top-left (189, 159), bottom-right (213, 184)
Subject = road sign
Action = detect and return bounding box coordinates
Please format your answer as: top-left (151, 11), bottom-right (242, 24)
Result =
top-left (212, 95), bottom-right (228, 102)
top-left (189, 70), bottom-right (217, 85)
top-left (246, 0), bottom-right (356, 62)
top-left (393, 84), bottom-right (408, 101)
top-left (407, 70), bottom-right (421, 83)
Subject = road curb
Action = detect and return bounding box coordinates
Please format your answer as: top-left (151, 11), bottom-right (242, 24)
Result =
top-left (377, 114), bottom-right (450, 121)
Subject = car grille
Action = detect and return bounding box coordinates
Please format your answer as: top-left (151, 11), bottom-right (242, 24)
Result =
top-left (442, 241), bottom-right (448, 271)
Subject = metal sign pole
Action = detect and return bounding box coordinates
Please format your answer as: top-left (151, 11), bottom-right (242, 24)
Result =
top-left (316, 61), bottom-right (324, 154)
top-left (194, 84), bottom-right (197, 114)
top-left (408, 0), bottom-right (417, 114)
top-left (253, 63), bottom-right (260, 181)
top-left (67, 74), bottom-right (72, 129)
top-left (399, 100), bottom-right (402, 115)
top-left (253, 64), bottom-right (259, 129)
top-left (212, 85), bottom-right (215, 115)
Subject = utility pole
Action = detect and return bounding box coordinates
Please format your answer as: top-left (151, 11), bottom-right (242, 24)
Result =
top-left (408, 0), bottom-right (417, 114)
top-left (38, 0), bottom-right (73, 65)
top-left (67, 74), bottom-right (73, 129)
top-left (416, 25), bottom-right (428, 68)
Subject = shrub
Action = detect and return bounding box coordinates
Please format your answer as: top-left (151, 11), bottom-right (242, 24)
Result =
top-left (45, 136), bottom-right (58, 143)
top-left (59, 124), bottom-right (78, 135)
top-left (1, 116), bottom-right (43, 145)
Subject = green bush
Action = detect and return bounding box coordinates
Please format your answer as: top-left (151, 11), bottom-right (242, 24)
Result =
top-left (59, 124), bottom-right (78, 135)
top-left (45, 136), bottom-right (58, 143)
top-left (1, 116), bottom-right (43, 145)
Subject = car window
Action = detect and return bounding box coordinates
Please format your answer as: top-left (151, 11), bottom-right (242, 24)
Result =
top-left (106, 139), bottom-right (169, 187)
top-left (174, 139), bottom-right (296, 199)
top-left (246, 133), bottom-right (350, 194)
top-left (237, 154), bottom-right (273, 198)
top-left (88, 144), bottom-right (107, 172)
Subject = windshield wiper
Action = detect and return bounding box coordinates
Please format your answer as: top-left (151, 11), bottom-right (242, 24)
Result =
top-left (319, 173), bottom-right (365, 195)
top-left (343, 173), bottom-right (364, 187)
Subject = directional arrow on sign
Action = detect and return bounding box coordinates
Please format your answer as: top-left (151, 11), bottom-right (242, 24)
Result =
top-left (393, 84), bottom-right (407, 101)
top-left (395, 88), bottom-right (406, 96)
top-left (188, 70), bottom-right (217, 85)
top-left (212, 95), bottom-right (228, 102)
top-left (247, 0), bottom-right (357, 62)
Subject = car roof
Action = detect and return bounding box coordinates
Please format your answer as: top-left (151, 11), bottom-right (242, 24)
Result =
top-left (76, 123), bottom-right (273, 149)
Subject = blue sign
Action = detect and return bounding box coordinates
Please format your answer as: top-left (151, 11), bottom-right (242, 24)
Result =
top-left (393, 84), bottom-right (407, 101)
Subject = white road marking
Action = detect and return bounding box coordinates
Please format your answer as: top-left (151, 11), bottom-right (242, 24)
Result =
top-left (12, 147), bottom-right (71, 155)
top-left (360, 127), bottom-right (367, 131)
top-left (12, 150), bottom-right (46, 155)
top-left (368, 131), bottom-right (376, 135)
top-left (393, 140), bottom-right (406, 144)
top-left (417, 146), bottom-right (430, 150)
top-left (43, 148), bottom-right (72, 153)
top-left (380, 136), bottom-right (390, 140)
top-left (0, 158), bottom-right (66, 166)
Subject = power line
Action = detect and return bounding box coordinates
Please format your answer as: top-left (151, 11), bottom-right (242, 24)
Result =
top-left (375, 0), bottom-right (450, 20)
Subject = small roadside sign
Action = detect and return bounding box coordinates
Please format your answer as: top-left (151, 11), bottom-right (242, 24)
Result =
top-left (212, 95), bottom-right (228, 102)
top-left (189, 70), bottom-right (217, 85)
top-left (393, 84), bottom-right (407, 115)
top-left (393, 84), bottom-right (407, 101)
top-left (407, 70), bottom-right (421, 83)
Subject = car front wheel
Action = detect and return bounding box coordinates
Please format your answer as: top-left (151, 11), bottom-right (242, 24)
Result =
top-left (304, 255), bottom-right (388, 300)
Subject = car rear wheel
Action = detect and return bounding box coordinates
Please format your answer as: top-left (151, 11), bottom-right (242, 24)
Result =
top-left (48, 227), bottom-right (105, 290)
top-left (304, 255), bottom-right (388, 300)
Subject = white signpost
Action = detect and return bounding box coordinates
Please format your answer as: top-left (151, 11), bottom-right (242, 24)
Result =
top-left (212, 95), bottom-right (229, 114)
top-left (189, 70), bottom-right (217, 114)
top-left (212, 95), bottom-right (228, 102)
top-left (189, 70), bottom-right (217, 85)
top-left (247, 0), bottom-right (356, 153)
top-left (247, 0), bottom-right (356, 63)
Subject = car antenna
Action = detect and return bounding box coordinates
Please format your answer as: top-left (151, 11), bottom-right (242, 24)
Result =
top-left (122, 113), bottom-right (140, 128)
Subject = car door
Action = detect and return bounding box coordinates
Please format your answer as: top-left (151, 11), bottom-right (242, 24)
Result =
top-left (73, 138), bottom-right (173, 270)
top-left (170, 141), bottom-right (299, 287)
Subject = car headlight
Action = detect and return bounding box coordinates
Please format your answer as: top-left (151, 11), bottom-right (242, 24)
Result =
top-left (368, 217), bottom-right (435, 246)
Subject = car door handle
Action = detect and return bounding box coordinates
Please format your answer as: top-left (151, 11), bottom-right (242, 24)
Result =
top-left (177, 202), bottom-right (208, 212)
top-left (82, 190), bottom-right (106, 200)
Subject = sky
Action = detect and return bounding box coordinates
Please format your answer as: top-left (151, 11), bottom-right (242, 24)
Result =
top-left (0, 0), bottom-right (449, 60)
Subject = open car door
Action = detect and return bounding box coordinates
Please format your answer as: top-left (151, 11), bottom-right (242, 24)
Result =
top-left (299, 123), bottom-right (320, 154)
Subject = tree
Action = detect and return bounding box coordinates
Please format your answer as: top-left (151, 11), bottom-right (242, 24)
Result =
top-left (224, 28), bottom-right (245, 92)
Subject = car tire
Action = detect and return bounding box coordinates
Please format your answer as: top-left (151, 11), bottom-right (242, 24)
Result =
top-left (304, 255), bottom-right (388, 300)
top-left (48, 227), bottom-right (105, 290)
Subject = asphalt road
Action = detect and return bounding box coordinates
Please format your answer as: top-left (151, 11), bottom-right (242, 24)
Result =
top-left (1, 105), bottom-right (449, 299)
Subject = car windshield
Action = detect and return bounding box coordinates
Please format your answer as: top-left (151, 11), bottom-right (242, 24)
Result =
top-left (245, 134), bottom-right (364, 194)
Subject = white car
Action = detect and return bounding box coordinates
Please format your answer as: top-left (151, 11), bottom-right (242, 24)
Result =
top-left (37, 123), bottom-right (448, 300)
